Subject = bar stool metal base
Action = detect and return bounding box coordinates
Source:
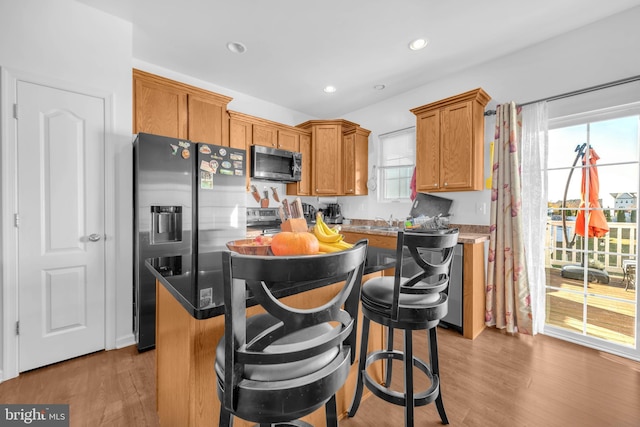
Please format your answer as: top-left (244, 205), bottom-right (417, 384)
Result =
top-left (349, 318), bottom-right (449, 427)
top-left (362, 348), bottom-right (440, 408)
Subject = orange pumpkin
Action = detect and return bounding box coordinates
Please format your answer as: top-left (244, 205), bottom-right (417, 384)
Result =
top-left (270, 231), bottom-right (319, 256)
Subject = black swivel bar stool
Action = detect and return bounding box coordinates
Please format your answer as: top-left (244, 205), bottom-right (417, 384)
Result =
top-left (215, 240), bottom-right (368, 427)
top-left (348, 229), bottom-right (459, 427)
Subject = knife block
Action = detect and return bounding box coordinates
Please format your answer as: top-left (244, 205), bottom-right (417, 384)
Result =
top-left (281, 218), bottom-right (308, 233)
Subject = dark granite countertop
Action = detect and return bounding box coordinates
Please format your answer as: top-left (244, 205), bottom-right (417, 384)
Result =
top-left (341, 222), bottom-right (490, 244)
top-left (146, 245), bottom-right (396, 320)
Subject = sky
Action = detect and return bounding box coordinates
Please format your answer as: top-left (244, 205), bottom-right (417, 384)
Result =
top-left (547, 115), bottom-right (639, 209)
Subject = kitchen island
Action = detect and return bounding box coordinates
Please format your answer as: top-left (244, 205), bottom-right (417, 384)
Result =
top-left (146, 246), bottom-right (396, 427)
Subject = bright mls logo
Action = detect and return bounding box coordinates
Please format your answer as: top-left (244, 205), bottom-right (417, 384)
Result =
top-left (0, 405), bottom-right (68, 426)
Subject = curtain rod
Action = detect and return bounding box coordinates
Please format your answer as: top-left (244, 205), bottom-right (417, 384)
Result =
top-left (378, 126), bottom-right (415, 138)
top-left (484, 74), bottom-right (640, 116)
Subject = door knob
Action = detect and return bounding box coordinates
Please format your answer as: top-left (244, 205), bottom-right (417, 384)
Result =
top-left (89, 233), bottom-right (102, 242)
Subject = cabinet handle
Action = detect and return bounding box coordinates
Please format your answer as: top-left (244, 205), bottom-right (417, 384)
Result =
top-left (434, 183), bottom-right (438, 187)
top-left (444, 182), bottom-right (448, 187)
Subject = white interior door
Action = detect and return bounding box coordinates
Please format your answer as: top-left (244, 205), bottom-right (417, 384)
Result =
top-left (16, 80), bottom-right (106, 372)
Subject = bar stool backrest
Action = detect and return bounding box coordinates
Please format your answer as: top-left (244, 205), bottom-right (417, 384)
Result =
top-left (391, 229), bottom-right (459, 321)
top-left (220, 240), bottom-right (368, 415)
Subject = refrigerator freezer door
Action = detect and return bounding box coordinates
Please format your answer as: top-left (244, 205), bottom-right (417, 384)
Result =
top-left (133, 133), bottom-right (195, 351)
top-left (197, 143), bottom-right (247, 252)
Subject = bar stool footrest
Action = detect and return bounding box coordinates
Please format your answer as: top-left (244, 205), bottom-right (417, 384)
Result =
top-left (362, 349), bottom-right (440, 408)
top-left (260, 422), bottom-right (314, 427)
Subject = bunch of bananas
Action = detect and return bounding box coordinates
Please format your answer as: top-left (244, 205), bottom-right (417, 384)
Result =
top-left (314, 213), bottom-right (353, 253)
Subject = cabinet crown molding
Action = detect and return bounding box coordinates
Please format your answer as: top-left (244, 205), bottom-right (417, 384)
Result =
top-left (133, 68), bottom-right (233, 104)
top-left (228, 110), bottom-right (311, 136)
top-left (344, 127), bottom-right (371, 137)
top-left (296, 119), bottom-right (361, 132)
top-left (410, 87), bottom-right (491, 115)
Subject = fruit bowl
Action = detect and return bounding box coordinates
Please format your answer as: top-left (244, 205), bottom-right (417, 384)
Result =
top-left (226, 238), bottom-right (272, 256)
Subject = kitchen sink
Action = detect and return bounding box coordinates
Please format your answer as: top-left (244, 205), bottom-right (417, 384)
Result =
top-left (348, 225), bottom-right (400, 232)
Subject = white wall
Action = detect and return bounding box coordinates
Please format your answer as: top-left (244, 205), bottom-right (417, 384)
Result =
top-left (0, 0), bottom-right (133, 374)
top-left (338, 6), bottom-right (640, 226)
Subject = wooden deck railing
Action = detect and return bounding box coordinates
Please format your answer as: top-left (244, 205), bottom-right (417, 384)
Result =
top-left (546, 219), bottom-right (637, 276)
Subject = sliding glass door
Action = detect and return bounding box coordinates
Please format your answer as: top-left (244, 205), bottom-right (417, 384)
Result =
top-left (544, 104), bottom-right (639, 360)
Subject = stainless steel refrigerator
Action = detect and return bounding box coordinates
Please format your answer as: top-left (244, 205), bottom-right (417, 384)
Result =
top-left (133, 133), bottom-right (246, 351)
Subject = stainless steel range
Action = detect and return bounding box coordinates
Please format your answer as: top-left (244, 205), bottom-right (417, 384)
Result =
top-left (247, 207), bottom-right (281, 234)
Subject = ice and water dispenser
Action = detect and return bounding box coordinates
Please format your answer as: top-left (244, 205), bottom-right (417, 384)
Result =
top-left (150, 206), bottom-right (182, 244)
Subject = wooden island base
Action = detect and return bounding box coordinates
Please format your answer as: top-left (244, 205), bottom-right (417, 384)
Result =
top-left (155, 272), bottom-right (385, 427)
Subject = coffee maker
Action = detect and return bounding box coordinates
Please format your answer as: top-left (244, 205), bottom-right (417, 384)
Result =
top-left (324, 203), bottom-right (343, 224)
top-left (301, 203), bottom-right (317, 222)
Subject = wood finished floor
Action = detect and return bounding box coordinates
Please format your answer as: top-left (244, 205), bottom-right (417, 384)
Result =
top-left (1, 327), bottom-right (639, 427)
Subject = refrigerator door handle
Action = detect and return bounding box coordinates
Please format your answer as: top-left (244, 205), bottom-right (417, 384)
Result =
top-left (88, 233), bottom-right (102, 242)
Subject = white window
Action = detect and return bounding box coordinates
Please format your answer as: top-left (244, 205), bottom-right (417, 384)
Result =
top-left (378, 127), bottom-right (415, 201)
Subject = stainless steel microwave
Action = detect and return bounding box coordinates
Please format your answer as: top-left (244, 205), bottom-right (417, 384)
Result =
top-left (250, 145), bottom-right (302, 182)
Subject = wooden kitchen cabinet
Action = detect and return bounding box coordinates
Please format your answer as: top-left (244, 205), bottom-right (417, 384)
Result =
top-left (229, 110), bottom-right (310, 192)
top-left (229, 115), bottom-right (253, 150)
top-left (133, 69), bottom-right (232, 146)
top-left (343, 127), bottom-right (370, 195)
top-left (251, 122), bottom-right (301, 152)
top-left (187, 93), bottom-right (229, 146)
top-left (234, 113), bottom-right (302, 151)
top-left (133, 71), bottom-right (187, 139)
top-left (229, 113), bottom-right (253, 190)
top-left (277, 129), bottom-right (299, 152)
top-left (286, 132), bottom-right (312, 195)
top-left (295, 119), bottom-right (369, 196)
top-left (410, 88), bottom-right (490, 192)
top-left (312, 122), bottom-right (342, 195)
top-left (252, 123), bottom-right (278, 147)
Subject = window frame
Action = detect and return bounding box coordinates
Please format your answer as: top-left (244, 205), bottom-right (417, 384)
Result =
top-left (377, 126), bottom-right (416, 202)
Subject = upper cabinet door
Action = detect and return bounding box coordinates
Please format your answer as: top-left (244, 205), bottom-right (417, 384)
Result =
top-left (277, 129), bottom-right (299, 152)
top-left (415, 110), bottom-right (440, 192)
top-left (287, 133), bottom-right (312, 196)
top-left (229, 116), bottom-right (253, 191)
top-left (342, 132), bottom-right (356, 194)
top-left (252, 123), bottom-right (278, 147)
top-left (313, 124), bottom-right (342, 195)
top-left (133, 69), bottom-right (232, 145)
top-left (133, 75), bottom-right (188, 139)
top-left (188, 94), bottom-right (229, 146)
top-left (440, 101), bottom-right (473, 190)
top-left (353, 128), bottom-right (370, 195)
top-left (229, 117), bottom-right (252, 150)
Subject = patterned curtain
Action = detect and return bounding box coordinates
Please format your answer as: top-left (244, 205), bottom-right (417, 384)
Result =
top-left (486, 102), bottom-right (533, 334)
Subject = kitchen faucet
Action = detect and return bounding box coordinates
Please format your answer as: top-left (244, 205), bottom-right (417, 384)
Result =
top-left (375, 215), bottom-right (395, 227)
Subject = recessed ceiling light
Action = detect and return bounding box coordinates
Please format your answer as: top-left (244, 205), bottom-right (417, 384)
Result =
top-left (323, 85), bottom-right (337, 93)
top-left (373, 84), bottom-right (386, 90)
top-left (227, 42), bottom-right (247, 54)
top-left (408, 38), bottom-right (428, 51)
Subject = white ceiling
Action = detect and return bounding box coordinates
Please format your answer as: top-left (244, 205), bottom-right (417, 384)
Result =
top-left (79, 0), bottom-right (640, 118)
